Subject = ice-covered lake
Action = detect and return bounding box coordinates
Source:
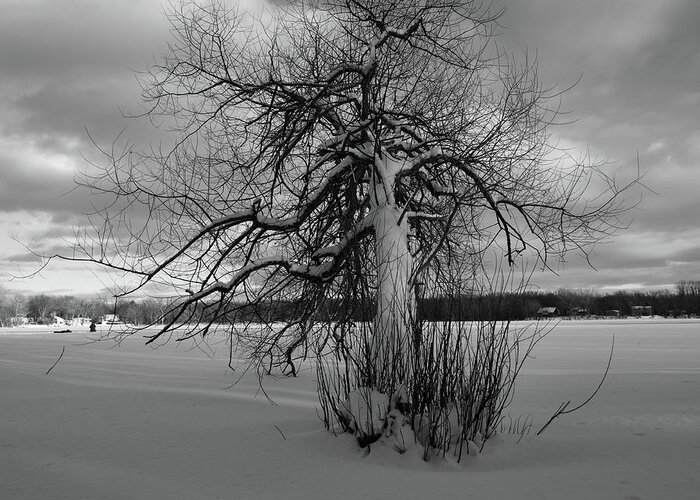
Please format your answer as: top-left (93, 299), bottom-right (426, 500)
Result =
top-left (2, 319), bottom-right (699, 499)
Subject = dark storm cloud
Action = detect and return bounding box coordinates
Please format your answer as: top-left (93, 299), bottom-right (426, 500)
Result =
top-left (496, 0), bottom-right (700, 288)
top-left (0, 0), bottom-right (169, 149)
top-left (0, 2), bottom-right (153, 211)
top-left (11, 79), bottom-right (131, 150)
top-left (0, 1), bottom-right (167, 77)
top-left (500, 0), bottom-right (700, 159)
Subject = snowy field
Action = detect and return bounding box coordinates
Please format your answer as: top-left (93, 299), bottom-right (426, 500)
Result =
top-left (2, 320), bottom-right (699, 499)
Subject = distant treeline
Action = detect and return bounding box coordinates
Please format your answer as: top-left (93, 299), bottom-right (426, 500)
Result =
top-left (214, 284), bottom-right (700, 323)
top-left (421, 285), bottom-right (700, 320)
top-left (2, 280), bottom-right (699, 326)
top-left (0, 293), bottom-right (169, 327)
top-left (160, 280), bottom-right (700, 323)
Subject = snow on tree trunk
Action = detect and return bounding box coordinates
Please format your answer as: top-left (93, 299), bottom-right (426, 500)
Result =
top-left (370, 159), bottom-right (415, 386)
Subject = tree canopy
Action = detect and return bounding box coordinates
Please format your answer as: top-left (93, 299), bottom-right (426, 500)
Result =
top-left (66, 1), bottom-right (631, 354)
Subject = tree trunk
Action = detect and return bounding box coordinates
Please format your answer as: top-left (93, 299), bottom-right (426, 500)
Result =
top-left (371, 197), bottom-right (415, 386)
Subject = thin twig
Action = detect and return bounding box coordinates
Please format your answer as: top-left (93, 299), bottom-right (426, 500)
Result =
top-left (46, 346), bottom-right (66, 375)
top-left (537, 335), bottom-right (615, 435)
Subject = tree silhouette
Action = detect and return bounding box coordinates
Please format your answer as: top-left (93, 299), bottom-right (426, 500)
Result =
top-left (48, 0), bottom-right (636, 455)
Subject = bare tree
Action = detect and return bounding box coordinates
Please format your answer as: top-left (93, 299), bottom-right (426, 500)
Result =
top-left (0, 286), bottom-right (10, 327)
top-left (676, 280), bottom-right (700, 316)
top-left (50, 0), bottom-right (635, 455)
top-left (26, 294), bottom-right (54, 324)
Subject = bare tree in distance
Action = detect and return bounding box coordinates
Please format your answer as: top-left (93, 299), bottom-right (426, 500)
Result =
top-left (48, 0), bottom-right (638, 457)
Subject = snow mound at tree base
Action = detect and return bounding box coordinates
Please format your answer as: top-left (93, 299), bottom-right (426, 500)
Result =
top-left (339, 386), bottom-right (482, 460)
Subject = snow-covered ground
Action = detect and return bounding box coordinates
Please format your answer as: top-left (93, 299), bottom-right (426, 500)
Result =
top-left (2, 319), bottom-right (699, 499)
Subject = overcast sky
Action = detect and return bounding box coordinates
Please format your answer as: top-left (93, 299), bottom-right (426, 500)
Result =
top-left (1, 0), bottom-right (698, 297)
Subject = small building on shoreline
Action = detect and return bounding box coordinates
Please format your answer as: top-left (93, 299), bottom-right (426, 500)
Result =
top-left (631, 305), bottom-right (652, 317)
